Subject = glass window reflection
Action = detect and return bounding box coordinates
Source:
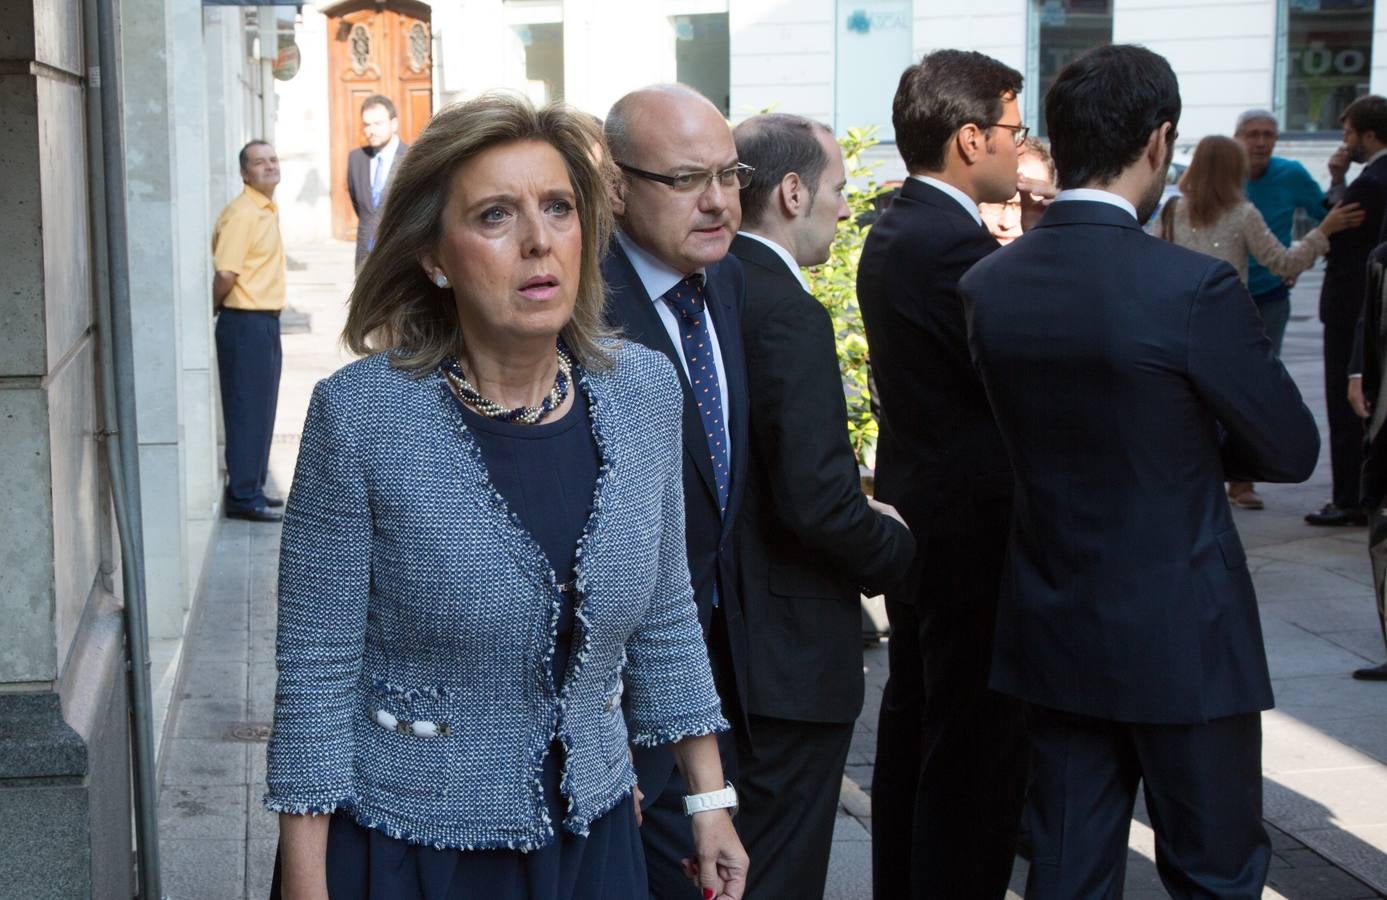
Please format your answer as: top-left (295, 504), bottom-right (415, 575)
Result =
top-left (1281, 0), bottom-right (1373, 134)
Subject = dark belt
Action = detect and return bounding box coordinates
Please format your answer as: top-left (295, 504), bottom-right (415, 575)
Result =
top-left (222, 307), bottom-right (281, 318)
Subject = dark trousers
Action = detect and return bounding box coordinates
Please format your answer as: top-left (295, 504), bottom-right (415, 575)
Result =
top-left (639, 606), bottom-right (742, 899)
top-left (738, 715), bottom-right (853, 899)
top-left (1325, 319), bottom-right (1363, 509)
top-left (1024, 705), bottom-right (1269, 899)
top-left (1370, 510), bottom-right (1387, 656)
top-left (215, 309), bottom-right (282, 513)
top-left (872, 523), bottom-right (1029, 900)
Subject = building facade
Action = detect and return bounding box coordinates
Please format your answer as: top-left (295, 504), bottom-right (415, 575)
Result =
top-left (0, 2), bottom-right (281, 894)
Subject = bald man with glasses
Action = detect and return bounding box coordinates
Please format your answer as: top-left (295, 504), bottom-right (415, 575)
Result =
top-left (601, 84), bottom-right (753, 899)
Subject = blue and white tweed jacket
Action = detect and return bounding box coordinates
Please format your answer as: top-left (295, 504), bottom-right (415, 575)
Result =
top-left (263, 342), bottom-right (728, 850)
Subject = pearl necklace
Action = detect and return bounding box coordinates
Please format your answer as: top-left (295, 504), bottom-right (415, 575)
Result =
top-left (441, 345), bottom-right (573, 425)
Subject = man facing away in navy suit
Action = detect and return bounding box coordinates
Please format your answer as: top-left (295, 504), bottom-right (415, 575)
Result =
top-left (601, 84), bottom-right (752, 898)
top-left (858, 49), bottom-right (1050, 899)
top-left (961, 45), bottom-right (1320, 898)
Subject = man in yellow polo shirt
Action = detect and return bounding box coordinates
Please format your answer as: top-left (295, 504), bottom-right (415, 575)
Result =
top-left (212, 140), bottom-right (286, 522)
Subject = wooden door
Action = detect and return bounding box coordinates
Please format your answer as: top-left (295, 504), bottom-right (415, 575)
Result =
top-left (324, 0), bottom-right (433, 241)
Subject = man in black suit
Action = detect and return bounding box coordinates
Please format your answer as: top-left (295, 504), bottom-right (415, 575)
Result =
top-left (1354, 240), bottom-right (1387, 681)
top-left (346, 94), bottom-right (408, 272)
top-left (1310, 94), bottom-right (1387, 526)
top-left (857, 50), bottom-right (1042, 899)
top-left (601, 84), bottom-right (751, 898)
top-left (961, 45), bottom-right (1320, 897)
top-left (728, 113), bottom-right (915, 899)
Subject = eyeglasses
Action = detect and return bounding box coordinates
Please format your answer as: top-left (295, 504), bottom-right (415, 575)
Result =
top-left (980, 122), bottom-right (1030, 147)
top-left (616, 162), bottom-right (756, 193)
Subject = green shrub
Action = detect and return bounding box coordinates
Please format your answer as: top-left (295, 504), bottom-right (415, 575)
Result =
top-left (804, 125), bottom-right (886, 469)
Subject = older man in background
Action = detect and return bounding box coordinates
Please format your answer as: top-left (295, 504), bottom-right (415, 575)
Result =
top-left (212, 140), bottom-right (286, 523)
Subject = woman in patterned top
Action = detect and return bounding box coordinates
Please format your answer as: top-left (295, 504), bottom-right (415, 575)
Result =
top-left (1162, 135), bottom-right (1363, 510)
top-left (265, 94), bottom-right (748, 900)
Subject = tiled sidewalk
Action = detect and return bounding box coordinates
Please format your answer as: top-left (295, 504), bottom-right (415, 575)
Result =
top-left (156, 246), bottom-right (1387, 899)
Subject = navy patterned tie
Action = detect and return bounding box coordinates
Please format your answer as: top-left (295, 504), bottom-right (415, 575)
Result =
top-left (665, 274), bottom-right (730, 516)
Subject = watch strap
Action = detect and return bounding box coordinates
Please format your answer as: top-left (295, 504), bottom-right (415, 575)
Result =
top-left (682, 780), bottom-right (738, 816)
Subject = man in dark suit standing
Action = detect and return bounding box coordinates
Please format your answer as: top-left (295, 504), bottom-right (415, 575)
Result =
top-left (962, 45), bottom-right (1320, 897)
top-left (347, 94), bottom-right (408, 272)
top-left (728, 113), bottom-right (915, 899)
top-left (857, 50), bottom-right (1040, 899)
top-left (1310, 94), bottom-right (1387, 526)
top-left (1352, 239), bottom-right (1387, 681)
top-left (601, 84), bottom-right (752, 898)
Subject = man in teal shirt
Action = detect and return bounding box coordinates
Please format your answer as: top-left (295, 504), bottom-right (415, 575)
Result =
top-left (1236, 109), bottom-right (1348, 355)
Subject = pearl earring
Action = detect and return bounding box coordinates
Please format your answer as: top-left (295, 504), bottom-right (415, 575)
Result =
top-left (435, 273), bottom-right (450, 288)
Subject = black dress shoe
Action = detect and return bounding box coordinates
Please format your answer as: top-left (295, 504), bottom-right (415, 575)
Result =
top-left (264, 495), bottom-right (285, 508)
top-left (1304, 503), bottom-right (1368, 526)
top-left (227, 507), bottom-right (283, 523)
top-left (1352, 662), bottom-right (1387, 681)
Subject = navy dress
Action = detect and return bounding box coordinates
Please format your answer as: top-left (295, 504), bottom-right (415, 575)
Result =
top-left (271, 385), bottom-right (648, 900)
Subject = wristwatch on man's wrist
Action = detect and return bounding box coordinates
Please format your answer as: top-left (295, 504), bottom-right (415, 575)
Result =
top-left (682, 781), bottom-right (738, 817)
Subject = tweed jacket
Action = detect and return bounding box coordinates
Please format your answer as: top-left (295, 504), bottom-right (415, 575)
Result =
top-left (263, 343), bottom-right (728, 851)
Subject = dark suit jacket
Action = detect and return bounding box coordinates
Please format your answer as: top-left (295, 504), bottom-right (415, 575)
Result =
top-left (857, 178), bottom-right (1010, 604)
top-left (347, 141), bottom-right (408, 271)
top-left (961, 200), bottom-right (1320, 725)
top-left (731, 234), bottom-right (914, 725)
top-left (1321, 154), bottom-right (1387, 328)
top-left (602, 240), bottom-right (751, 796)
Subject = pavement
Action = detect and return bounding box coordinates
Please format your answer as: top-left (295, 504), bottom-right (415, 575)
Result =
top-left (155, 244), bottom-right (1387, 899)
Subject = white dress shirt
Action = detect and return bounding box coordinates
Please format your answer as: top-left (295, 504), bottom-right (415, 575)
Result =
top-left (736, 230), bottom-right (810, 291)
top-left (1052, 188), bottom-right (1138, 221)
top-left (614, 229), bottom-right (732, 456)
top-left (910, 174), bottom-right (983, 226)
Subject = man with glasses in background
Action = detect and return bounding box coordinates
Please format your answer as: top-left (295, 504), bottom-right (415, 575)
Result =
top-left (602, 84), bottom-right (753, 898)
top-left (858, 50), bottom-right (1049, 899)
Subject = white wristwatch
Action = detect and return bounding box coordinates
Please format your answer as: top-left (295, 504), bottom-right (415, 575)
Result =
top-left (682, 781), bottom-right (738, 817)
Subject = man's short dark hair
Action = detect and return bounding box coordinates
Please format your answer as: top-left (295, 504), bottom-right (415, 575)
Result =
top-left (732, 114), bottom-right (834, 227)
top-left (238, 139), bottom-right (272, 173)
top-left (361, 94), bottom-right (397, 119)
top-left (1341, 95), bottom-right (1387, 143)
top-left (1045, 44), bottom-right (1181, 190)
top-left (892, 50), bottom-right (1023, 174)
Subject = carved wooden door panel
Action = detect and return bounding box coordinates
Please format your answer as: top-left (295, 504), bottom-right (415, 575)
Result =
top-left (325, 0), bottom-right (433, 242)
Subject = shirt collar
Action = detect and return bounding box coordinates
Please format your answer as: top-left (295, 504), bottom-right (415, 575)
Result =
top-left (1367, 147), bottom-right (1387, 168)
top-left (736, 231), bottom-right (810, 291)
top-left (243, 185), bottom-right (276, 212)
top-left (909, 174), bottom-right (982, 226)
top-left (1052, 188), bottom-right (1138, 221)
top-left (374, 136), bottom-right (400, 165)
top-left (615, 229), bottom-right (706, 303)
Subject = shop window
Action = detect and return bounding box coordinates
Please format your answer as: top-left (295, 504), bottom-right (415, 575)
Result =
top-left (674, 14), bottom-right (729, 116)
top-left (1278, 0), bottom-right (1374, 135)
top-left (1027, 0), bottom-right (1113, 137)
top-left (512, 22), bottom-right (564, 104)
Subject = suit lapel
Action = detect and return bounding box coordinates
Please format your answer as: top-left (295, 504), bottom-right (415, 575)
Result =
top-left (603, 244), bottom-right (721, 504)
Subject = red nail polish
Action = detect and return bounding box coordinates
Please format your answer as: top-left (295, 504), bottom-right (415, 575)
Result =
top-left (703, 890), bottom-right (714, 900)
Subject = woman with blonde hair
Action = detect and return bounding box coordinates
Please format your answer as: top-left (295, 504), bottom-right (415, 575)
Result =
top-left (1162, 134), bottom-right (1363, 510)
top-left (264, 93), bottom-right (748, 900)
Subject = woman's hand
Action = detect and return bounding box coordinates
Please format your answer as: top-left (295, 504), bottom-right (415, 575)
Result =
top-left (681, 809), bottom-right (749, 899)
top-left (1321, 201), bottom-right (1366, 236)
top-left (277, 813), bottom-right (331, 900)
